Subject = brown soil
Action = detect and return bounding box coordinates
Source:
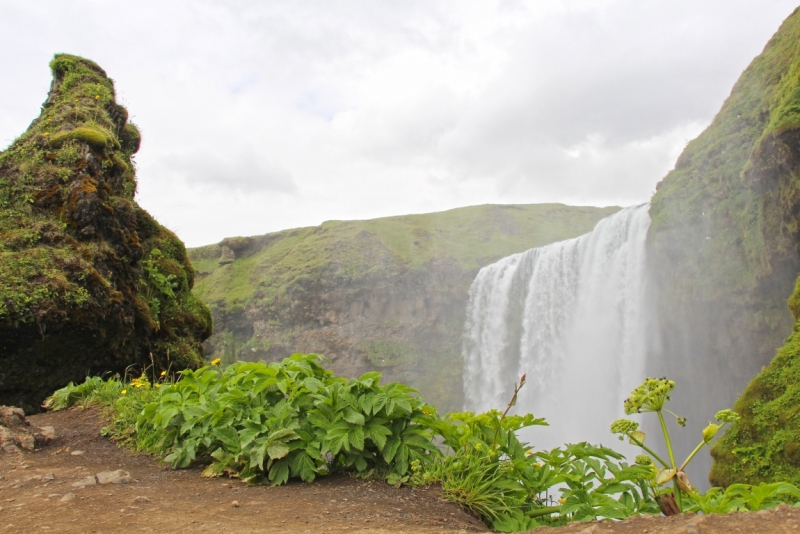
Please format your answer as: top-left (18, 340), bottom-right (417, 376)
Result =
top-left (0, 408), bottom-right (798, 533)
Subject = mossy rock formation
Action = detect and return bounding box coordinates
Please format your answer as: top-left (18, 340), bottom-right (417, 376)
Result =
top-left (647, 8), bottom-right (800, 485)
top-left (0, 55), bottom-right (211, 411)
top-left (709, 278), bottom-right (800, 487)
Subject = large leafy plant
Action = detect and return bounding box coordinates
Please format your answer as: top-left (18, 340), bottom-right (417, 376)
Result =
top-left (417, 377), bottom-right (659, 531)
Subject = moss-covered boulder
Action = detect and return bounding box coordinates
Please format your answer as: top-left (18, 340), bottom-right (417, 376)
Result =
top-left (709, 277), bottom-right (800, 486)
top-left (0, 55), bottom-right (211, 411)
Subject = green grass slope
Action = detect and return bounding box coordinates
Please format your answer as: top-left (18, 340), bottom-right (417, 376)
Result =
top-left (189, 203), bottom-right (619, 411)
top-left (190, 203), bottom-right (619, 311)
top-left (646, 7), bottom-right (800, 485)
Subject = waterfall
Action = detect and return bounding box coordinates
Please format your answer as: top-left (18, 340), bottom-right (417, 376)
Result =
top-left (462, 204), bottom-right (656, 450)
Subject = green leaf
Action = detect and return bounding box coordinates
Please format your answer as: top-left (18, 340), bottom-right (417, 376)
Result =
top-left (268, 458), bottom-right (290, 486)
top-left (349, 426), bottom-right (365, 451)
top-left (267, 442), bottom-right (290, 460)
top-left (343, 408), bottom-right (365, 426)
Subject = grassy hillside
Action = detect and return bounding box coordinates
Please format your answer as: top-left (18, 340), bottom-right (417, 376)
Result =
top-left (189, 203), bottom-right (619, 410)
top-left (646, 7), bottom-right (800, 486)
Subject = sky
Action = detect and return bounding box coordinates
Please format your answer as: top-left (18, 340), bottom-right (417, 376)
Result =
top-left (1, 1), bottom-right (797, 247)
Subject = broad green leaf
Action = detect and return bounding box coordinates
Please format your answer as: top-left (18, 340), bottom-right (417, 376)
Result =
top-left (267, 442), bottom-right (290, 460)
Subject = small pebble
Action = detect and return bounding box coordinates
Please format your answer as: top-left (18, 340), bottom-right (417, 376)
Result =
top-left (96, 470), bottom-right (132, 484)
top-left (41, 474), bottom-right (55, 482)
top-left (60, 493), bottom-right (75, 503)
top-left (231, 501), bottom-right (239, 508)
top-left (133, 496), bottom-right (151, 503)
top-left (71, 476), bottom-right (96, 488)
top-left (70, 450), bottom-right (85, 456)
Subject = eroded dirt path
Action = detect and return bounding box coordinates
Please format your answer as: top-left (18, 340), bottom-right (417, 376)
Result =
top-left (1, 408), bottom-right (799, 533)
top-left (0, 408), bottom-right (487, 533)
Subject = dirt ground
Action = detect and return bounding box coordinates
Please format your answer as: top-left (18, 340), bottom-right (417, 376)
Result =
top-left (0, 408), bottom-right (798, 533)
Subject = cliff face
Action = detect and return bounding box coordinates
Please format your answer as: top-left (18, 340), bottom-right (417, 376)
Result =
top-left (647, 8), bottom-right (800, 485)
top-left (189, 204), bottom-right (619, 411)
top-left (0, 55), bottom-right (211, 411)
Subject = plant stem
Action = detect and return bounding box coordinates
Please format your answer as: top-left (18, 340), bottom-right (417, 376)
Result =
top-left (679, 422), bottom-right (728, 470)
top-left (526, 506), bottom-right (561, 518)
top-left (628, 434), bottom-right (670, 468)
top-left (657, 411), bottom-right (676, 467)
top-left (679, 441), bottom-right (706, 471)
top-left (657, 410), bottom-right (681, 510)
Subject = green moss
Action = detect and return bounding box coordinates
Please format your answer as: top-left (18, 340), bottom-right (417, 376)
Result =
top-left (710, 298), bottom-right (800, 486)
top-left (49, 125), bottom-right (111, 150)
top-left (360, 338), bottom-right (413, 368)
top-left (0, 54), bottom-right (211, 410)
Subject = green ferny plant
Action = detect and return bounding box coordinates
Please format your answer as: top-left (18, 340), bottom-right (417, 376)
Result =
top-left (611, 378), bottom-right (740, 514)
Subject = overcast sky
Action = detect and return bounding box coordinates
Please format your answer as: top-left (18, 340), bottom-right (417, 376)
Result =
top-left (1, 1), bottom-right (797, 247)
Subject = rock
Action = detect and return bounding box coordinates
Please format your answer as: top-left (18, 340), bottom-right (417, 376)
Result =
top-left (231, 500), bottom-right (239, 508)
top-left (133, 496), bottom-right (151, 503)
top-left (71, 476), bottom-right (97, 488)
top-left (60, 493), bottom-right (75, 503)
top-left (41, 474), bottom-right (55, 482)
top-left (96, 469), bottom-right (132, 484)
top-left (0, 406), bottom-right (57, 452)
top-left (70, 450), bottom-right (85, 456)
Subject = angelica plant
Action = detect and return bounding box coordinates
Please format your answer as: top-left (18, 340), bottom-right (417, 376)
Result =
top-left (611, 378), bottom-right (740, 514)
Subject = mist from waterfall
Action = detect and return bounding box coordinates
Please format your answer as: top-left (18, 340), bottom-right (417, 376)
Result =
top-left (462, 204), bottom-right (657, 451)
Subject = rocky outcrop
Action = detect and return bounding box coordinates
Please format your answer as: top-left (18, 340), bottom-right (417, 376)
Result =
top-left (0, 405), bottom-right (55, 452)
top-left (0, 55), bottom-right (212, 411)
top-left (646, 8), bottom-right (800, 485)
top-left (189, 204), bottom-right (618, 411)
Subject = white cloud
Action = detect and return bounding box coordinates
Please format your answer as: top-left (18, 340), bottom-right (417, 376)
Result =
top-left (0, 0), bottom-right (796, 245)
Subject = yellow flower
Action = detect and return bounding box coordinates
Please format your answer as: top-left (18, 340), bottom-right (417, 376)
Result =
top-left (211, 358), bottom-right (221, 366)
top-left (160, 370), bottom-right (167, 377)
top-left (95, 95), bottom-right (100, 100)
top-left (558, 498), bottom-right (566, 504)
top-left (121, 390), bottom-right (127, 395)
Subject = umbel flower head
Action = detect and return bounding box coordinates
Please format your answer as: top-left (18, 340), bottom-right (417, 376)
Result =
top-left (715, 409), bottom-right (740, 424)
top-left (610, 418), bottom-right (639, 437)
top-left (624, 377), bottom-right (675, 414)
top-left (635, 454), bottom-right (654, 466)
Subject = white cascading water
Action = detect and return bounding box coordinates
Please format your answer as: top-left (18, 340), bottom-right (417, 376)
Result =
top-left (462, 203), bottom-right (656, 450)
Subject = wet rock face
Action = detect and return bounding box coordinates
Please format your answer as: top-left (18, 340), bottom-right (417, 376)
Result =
top-left (0, 55), bottom-right (212, 411)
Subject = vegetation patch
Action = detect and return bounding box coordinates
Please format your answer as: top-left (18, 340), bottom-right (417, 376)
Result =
top-left (48, 361), bottom-right (800, 531)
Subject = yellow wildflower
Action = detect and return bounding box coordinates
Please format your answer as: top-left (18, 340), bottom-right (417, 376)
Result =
top-left (558, 498), bottom-right (566, 504)
top-left (95, 95), bottom-right (100, 100)
top-left (211, 358), bottom-right (221, 366)
top-left (121, 390), bottom-right (127, 395)
top-left (160, 370), bottom-right (167, 377)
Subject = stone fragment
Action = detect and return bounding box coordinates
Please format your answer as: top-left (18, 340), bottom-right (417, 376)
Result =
top-left (70, 450), bottom-right (85, 456)
top-left (133, 496), bottom-right (151, 503)
top-left (71, 476), bottom-right (97, 488)
top-left (231, 500), bottom-right (239, 508)
top-left (96, 469), bottom-right (132, 484)
top-left (41, 473), bottom-right (55, 482)
top-left (60, 493), bottom-right (75, 503)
